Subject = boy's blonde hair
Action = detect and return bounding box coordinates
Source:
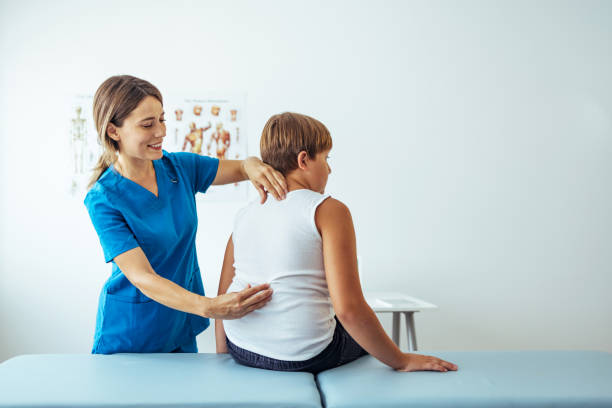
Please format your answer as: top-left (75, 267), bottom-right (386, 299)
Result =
top-left (260, 112), bottom-right (332, 175)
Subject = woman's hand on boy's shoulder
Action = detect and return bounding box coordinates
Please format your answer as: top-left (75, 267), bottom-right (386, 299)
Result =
top-left (242, 157), bottom-right (288, 203)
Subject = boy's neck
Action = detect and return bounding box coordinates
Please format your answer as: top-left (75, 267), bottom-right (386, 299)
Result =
top-left (285, 173), bottom-right (319, 193)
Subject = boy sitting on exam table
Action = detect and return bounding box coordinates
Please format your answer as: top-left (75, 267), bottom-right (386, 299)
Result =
top-left (215, 112), bottom-right (457, 374)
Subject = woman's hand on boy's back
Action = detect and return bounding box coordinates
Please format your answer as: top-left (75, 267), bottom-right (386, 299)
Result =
top-left (397, 353), bottom-right (458, 372)
top-left (207, 284), bottom-right (273, 320)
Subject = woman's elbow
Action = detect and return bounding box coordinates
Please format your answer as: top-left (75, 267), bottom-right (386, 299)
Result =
top-left (127, 269), bottom-right (157, 294)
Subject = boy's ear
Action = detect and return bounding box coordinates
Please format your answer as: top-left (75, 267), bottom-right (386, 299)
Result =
top-left (296, 151), bottom-right (309, 170)
top-left (107, 123), bottom-right (120, 142)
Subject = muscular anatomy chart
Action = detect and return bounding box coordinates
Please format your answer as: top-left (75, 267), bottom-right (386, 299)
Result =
top-left (164, 94), bottom-right (247, 201)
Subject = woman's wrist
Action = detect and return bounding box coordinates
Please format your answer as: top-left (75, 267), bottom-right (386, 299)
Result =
top-left (241, 157), bottom-right (254, 180)
top-left (240, 159), bottom-right (248, 180)
top-left (200, 296), bottom-right (214, 318)
top-left (241, 156), bottom-right (261, 181)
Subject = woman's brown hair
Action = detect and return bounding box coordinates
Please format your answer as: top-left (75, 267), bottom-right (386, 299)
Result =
top-left (87, 75), bottom-right (163, 189)
top-left (260, 112), bottom-right (332, 175)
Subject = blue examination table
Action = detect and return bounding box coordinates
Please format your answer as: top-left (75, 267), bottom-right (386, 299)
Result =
top-left (1, 351), bottom-right (611, 407)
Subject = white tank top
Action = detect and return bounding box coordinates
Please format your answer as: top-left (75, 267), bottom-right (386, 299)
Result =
top-left (223, 189), bottom-right (336, 361)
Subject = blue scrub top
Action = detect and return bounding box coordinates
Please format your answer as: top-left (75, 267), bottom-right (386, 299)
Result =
top-left (84, 150), bottom-right (219, 354)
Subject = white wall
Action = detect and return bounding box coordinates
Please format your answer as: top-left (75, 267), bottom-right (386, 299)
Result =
top-left (1, 0), bottom-right (610, 363)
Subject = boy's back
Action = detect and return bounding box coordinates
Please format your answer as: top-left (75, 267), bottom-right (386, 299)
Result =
top-left (223, 189), bottom-right (336, 361)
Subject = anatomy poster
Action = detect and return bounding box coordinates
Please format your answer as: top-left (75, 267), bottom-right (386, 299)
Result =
top-left (68, 93), bottom-right (247, 202)
top-left (164, 94), bottom-right (247, 201)
top-left (68, 95), bottom-right (100, 195)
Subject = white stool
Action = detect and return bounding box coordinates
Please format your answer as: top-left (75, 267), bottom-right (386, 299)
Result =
top-left (365, 292), bottom-right (438, 352)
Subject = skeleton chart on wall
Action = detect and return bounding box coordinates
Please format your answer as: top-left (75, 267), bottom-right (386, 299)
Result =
top-left (164, 94), bottom-right (247, 201)
top-left (68, 95), bottom-right (100, 196)
top-left (68, 93), bottom-right (247, 201)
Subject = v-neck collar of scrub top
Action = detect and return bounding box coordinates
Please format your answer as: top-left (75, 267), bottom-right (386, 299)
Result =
top-left (109, 158), bottom-right (164, 201)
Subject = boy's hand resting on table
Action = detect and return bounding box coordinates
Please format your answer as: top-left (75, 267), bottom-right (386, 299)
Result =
top-left (397, 353), bottom-right (458, 372)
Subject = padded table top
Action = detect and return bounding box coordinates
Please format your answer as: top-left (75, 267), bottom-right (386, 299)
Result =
top-left (0, 353), bottom-right (322, 407)
top-left (317, 350), bottom-right (612, 408)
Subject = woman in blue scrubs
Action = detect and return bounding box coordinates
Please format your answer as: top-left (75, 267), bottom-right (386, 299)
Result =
top-left (84, 75), bottom-right (286, 354)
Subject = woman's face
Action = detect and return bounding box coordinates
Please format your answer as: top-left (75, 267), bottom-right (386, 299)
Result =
top-left (114, 95), bottom-right (166, 161)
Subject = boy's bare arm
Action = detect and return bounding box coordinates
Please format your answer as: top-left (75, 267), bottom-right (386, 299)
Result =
top-left (316, 198), bottom-right (457, 372)
top-left (214, 320), bottom-right (228, 353)
top-left (215, 234), bottom-right (237, 353)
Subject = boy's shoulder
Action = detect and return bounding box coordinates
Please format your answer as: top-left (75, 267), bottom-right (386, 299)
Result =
top-left (317, 196), bottom-right (350, 214)
top-left (315, 196), bottom-right (352, 232)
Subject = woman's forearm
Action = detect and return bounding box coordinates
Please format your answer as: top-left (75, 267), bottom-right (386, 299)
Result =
top-left (212, 157), bottom-right (287, 202)
top-left (336, 302), bottom-right (406, 369)
top-left (134, 269), bottom-right (272, 321)
top-left (212, 159), bottom-right (247, 185)
top-left (113, 247), bottom-right (270, 321)
top-left (134, 271), bottom-right (211, 318)
top-left (112, 248), bottom-right (212, 317)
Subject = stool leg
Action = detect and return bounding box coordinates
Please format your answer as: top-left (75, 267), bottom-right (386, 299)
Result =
top-left (392, 312), bottom-right (400, 346)
top-left (404, 312), bottom-right (418, 351)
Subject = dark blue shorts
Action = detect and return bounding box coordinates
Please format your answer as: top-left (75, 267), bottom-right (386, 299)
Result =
top-left (226, 317), bottom-right (368, 374)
